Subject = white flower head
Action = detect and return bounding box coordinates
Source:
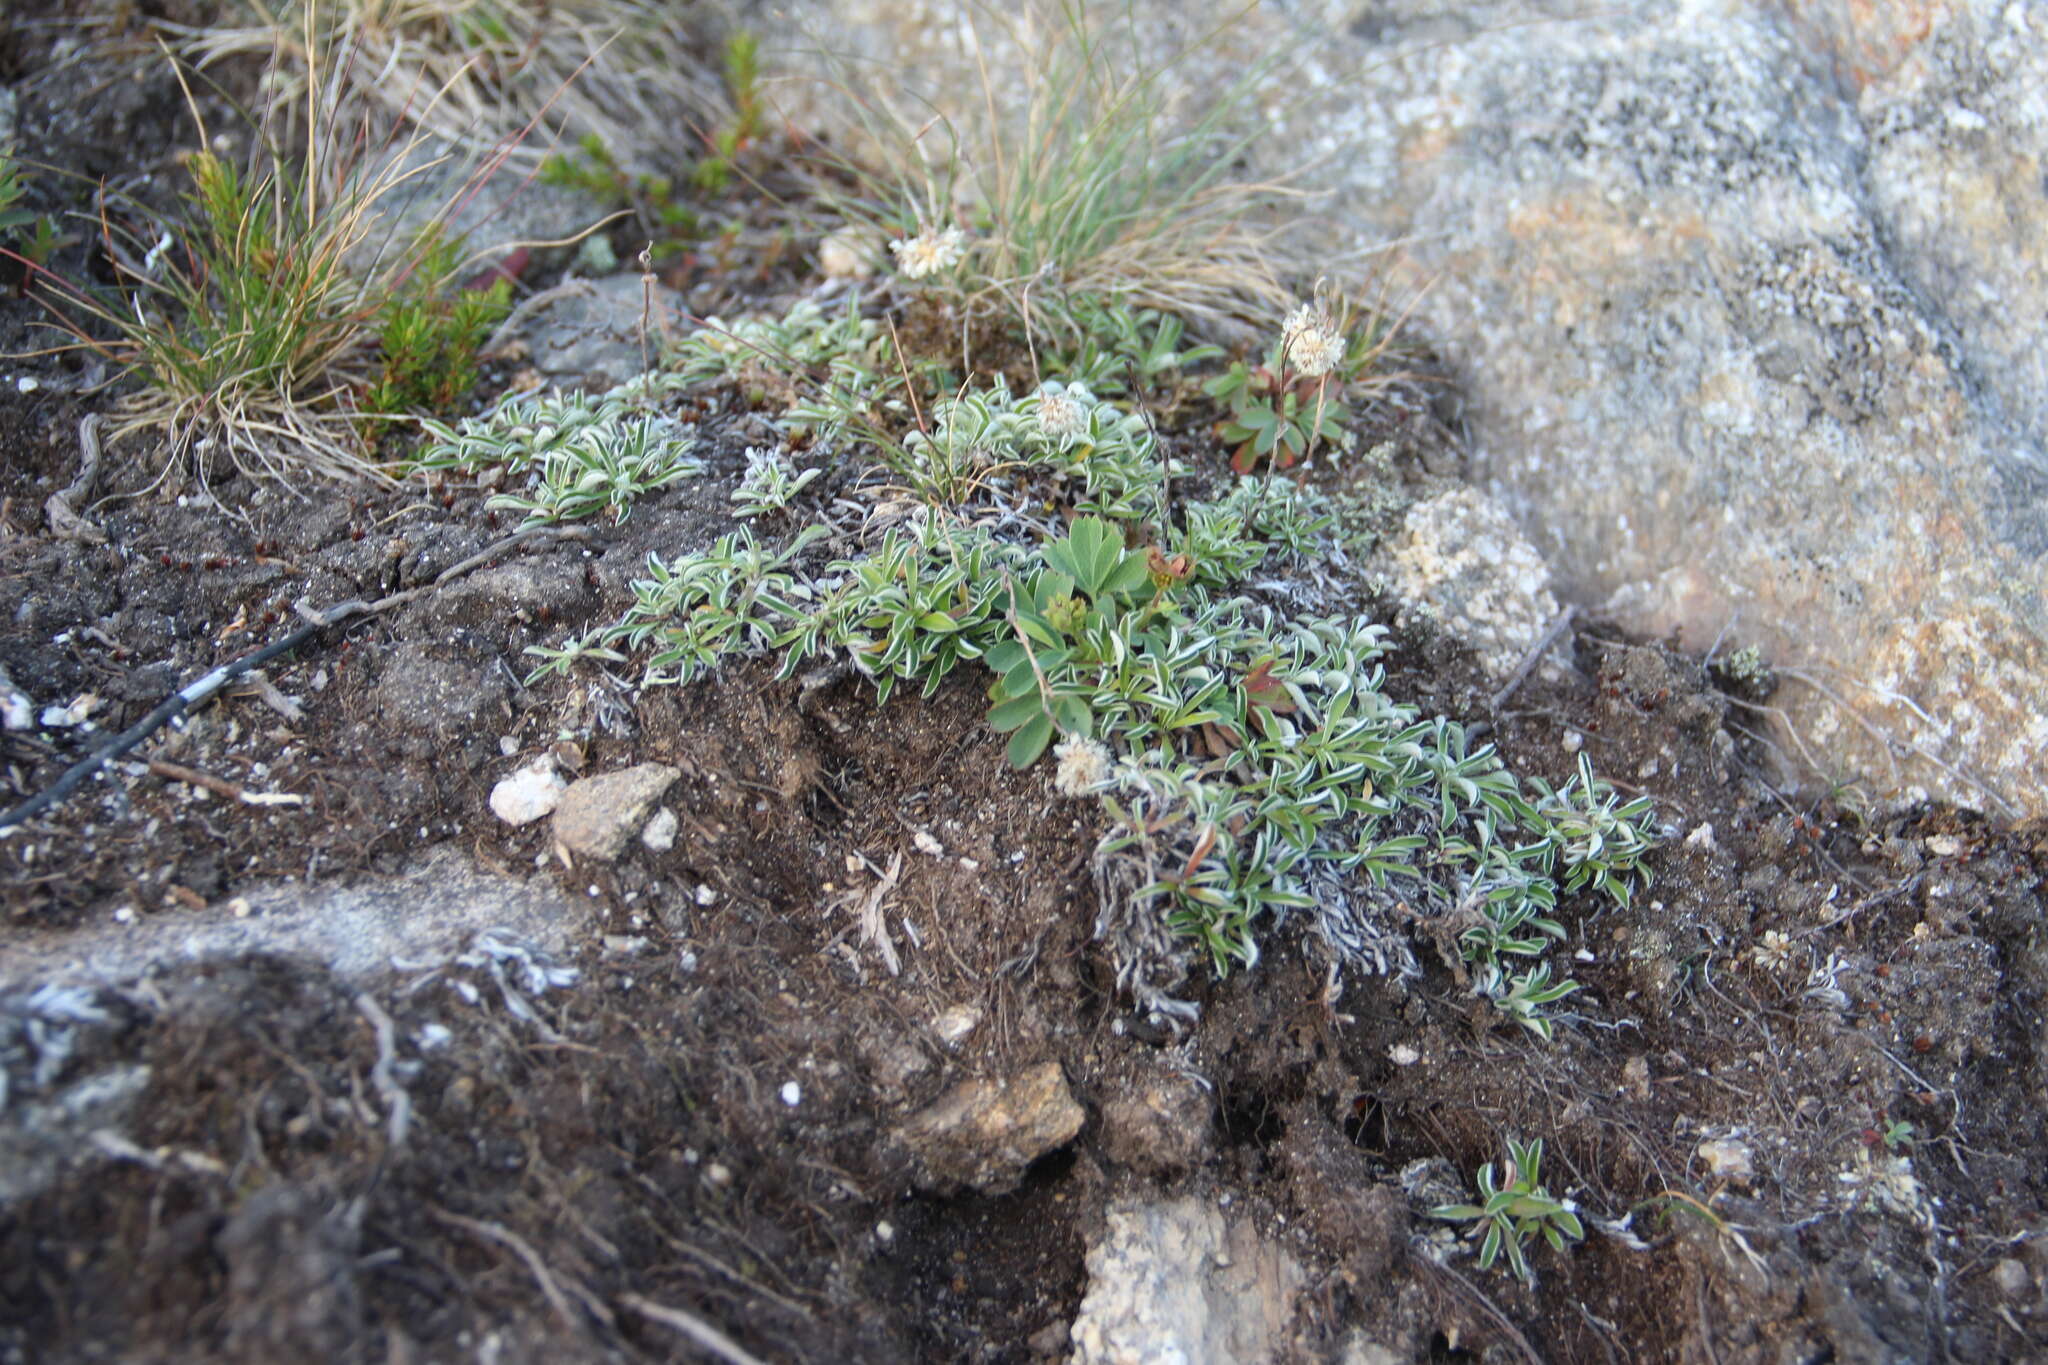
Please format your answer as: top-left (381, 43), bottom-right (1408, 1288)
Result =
top-left (890, 223), bottom-right (966, 279)
top-left (1280, 303), bottom-right (1346, 378)
top-left (1751, 928), bottom-right (1797, 975)
top-left (1052, 736), bottom-right (1113, 797)
top-left (1034, 380), bottom-right (1095, 445)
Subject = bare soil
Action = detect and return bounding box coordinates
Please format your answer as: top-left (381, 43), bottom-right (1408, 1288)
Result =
top-left (5, 10), bottom-right (2048, 1365)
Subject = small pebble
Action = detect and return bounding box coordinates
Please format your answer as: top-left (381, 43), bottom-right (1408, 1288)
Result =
top-left (1697, 1136), bottom-right (1754, 1184)
top-left (932, 1004), bottom-right (981, 1048)
top-left (1387, 1043), bottom-right (1421, 1067)
top-left (228, 896), bottom-right (253, 919)
top-left (1561, 730), bottom-right (1584, 753)
top-left (641, 806), bottom-right (678, 853)
top-left (40, 693), bottom-right (99, 728)
top-left (780, 1081), bottom-right (802, 1108)
top-left (913, 829), bottom-right (944, 857)
top-left (490, 760), bottom-right (565, 826)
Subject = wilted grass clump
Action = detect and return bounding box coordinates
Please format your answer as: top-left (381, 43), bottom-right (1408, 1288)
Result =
top-left (166, 0), bottom-right (728, 175)
top-left (799, 0), bottom-right (1309, 344)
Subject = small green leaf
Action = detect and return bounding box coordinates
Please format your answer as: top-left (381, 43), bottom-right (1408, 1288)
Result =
top-left (1007, 711), bottom-right (1055, 768)
top-left (988, 692), bottom-right (1048, 732)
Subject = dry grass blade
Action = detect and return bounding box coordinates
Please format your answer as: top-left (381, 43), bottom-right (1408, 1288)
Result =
top-left (163, 0), bottom-right (727, 173)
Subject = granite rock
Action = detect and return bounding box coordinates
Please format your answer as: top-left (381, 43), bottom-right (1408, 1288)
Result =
top-left (1067, 1196), bottom-right (1305, 1365)
top-left (552, 763), bottom-right (682, 862)
top-left (894, 1060), bottom-right (1083, 1194)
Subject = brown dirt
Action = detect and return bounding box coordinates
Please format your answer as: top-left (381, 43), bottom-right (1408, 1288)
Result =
top-left (5, 10), bottom-right (2048, 1365)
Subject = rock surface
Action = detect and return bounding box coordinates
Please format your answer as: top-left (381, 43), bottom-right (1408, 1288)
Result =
top-left (551, 763), bottom-right (681, 861)
top-left (758, 0), bottom-right (2048, 818)
top-left (494, 274), bottom-right (690, 385)
top-left (893, 1059), bottom-right (1084, 1194)
top-left (374, 649), bottom-right (504, 741)
top-left (0, 847), bottom-right (584, 995)
top-left (1067, 1196), bottom-right (1305, 1365)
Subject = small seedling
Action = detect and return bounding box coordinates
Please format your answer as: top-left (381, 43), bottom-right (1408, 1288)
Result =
top-left (691, 31), bottom-right (765, 192)
top-left (0, 149), bottom-right (65, 276)
top-left (1429, 1137), bottom-right (1585, 1285)
top-left (1051, 298), bottom-right (1223, 396)
top-left (1203, 293), bottom-right (1383, 472)
top-left (1528, 752), bottom-right (1659, 906)
top-left (540, 131), bottom-right (702, 256)
top-left (360, 230), bottom-right (512, 436)
top-left (730, 445), bottom-right (823, 519)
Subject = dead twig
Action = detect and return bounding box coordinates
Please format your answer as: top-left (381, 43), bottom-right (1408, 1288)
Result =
top-left (45, 414), bottom-right (106, 543)
top-left (617, 1292), bottom-right (770, 1365)
top-left (1490, 604), bottom-right (1576, 713)
top-left (145, 757), bottom-right (304, 808)
top-left (433, 1208), bottom-right (613, 1332)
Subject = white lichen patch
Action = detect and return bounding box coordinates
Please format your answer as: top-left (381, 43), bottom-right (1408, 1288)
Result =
top-left (1381, 487), bottom-right (1563, 682)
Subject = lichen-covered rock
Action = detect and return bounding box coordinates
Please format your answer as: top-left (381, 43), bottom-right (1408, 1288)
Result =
top-left (1331, 0), bottom-right (2048, 818)
top-left (1067, 1196), bottom-right (1304, 1365)
top-left (893, 1060), bottom-right (1083, 1194)
top-left (1381, 487), bottom-right (1562, 682)
top-left (551, 763), bottom-right (681, 862)
top-left (757, 0), bottom-right (2048, 818)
